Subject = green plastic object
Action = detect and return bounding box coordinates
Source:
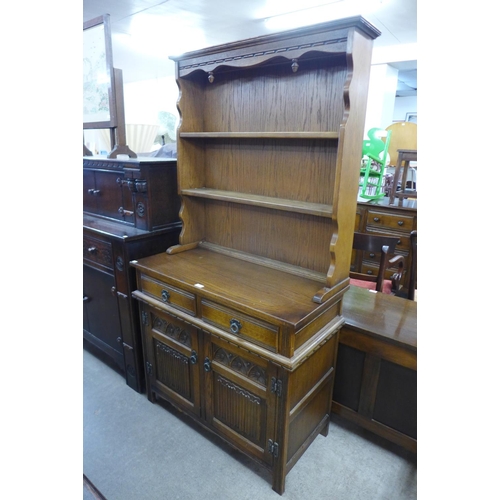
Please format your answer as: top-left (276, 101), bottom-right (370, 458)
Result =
top-left (359, 128), bottom-right (392, 200)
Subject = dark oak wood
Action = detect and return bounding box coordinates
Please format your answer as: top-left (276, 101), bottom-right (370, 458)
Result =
top-left (332, 286), bottom-right (417, 452)
top-left (132, 17), bottom-right (379, 494)
top-left (349, 232), bottom-right (404, 293)
top-left (83, 157), bottom-right (181, 392)
top-left (354, 198), bottom-right (417, 290)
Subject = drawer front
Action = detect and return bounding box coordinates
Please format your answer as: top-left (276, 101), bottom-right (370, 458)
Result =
top-left (83, 235), bottom-right (113, 270)
top-left (366, 210), bottom-right (414, 233)
top-left (141, 275), bottom-right (196, 316)
top-left (201, 300), bottom-right (278, 353)
top-left (361, 262), bottom-right (401, 280)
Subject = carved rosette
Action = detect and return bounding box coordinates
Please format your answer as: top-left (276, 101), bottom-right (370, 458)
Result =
top-left (213, 346), bottom-right (266, 386)
top-left (136, 202), bottom-right (146, 218)
top-left (115, 255), bottom-right (124, 272)
top-left (152, 315), bottom-right (191, 348)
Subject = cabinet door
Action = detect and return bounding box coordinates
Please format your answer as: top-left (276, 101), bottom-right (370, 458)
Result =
top-left (143, 306), bottom-right (202, 418)
top-left (83, 264), bottom-right (123, 366)
top-left (204, 335), bottom-right (278, 466)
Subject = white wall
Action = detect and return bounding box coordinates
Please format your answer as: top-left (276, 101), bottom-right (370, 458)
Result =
top-left (364, 64), bottom-right (399, 137)
top-left (393, 96), bottom-right (417, 122)
top-left (123, 77), bottom-right (179, 124)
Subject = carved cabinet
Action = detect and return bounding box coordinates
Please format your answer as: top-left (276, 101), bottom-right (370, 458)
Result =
top-left (132, 17), bottom-right (380, 493)
top-left (83, 157), bottom-right (181, 392)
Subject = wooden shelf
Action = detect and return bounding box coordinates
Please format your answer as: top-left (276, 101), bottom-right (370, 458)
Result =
top-left (181, 188), bottom-right (333, 218)
top-left (179, 132), bottom-right (339, 140)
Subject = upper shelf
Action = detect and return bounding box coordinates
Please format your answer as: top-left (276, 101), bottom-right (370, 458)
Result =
top-left (181, 188), bottom-right (333, 218)
top-left (180, 132), bottom-right (340, 140)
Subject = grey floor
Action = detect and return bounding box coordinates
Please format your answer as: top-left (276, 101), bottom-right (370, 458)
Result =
top-left (83, 348), bottom-right (417, 500)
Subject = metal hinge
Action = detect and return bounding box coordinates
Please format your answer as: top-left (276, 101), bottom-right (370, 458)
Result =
top-left (146, 361), bottom-right (153, 376)
top-left (268, 439), bottom-right (279, 458)
top-left (141, 310), bottom-right (149, 326)
top-left (271, 377), bottom-right (282, 397)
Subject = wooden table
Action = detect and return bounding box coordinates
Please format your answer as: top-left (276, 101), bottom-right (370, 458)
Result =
top-left (332, 286), bottom-right (417, 452)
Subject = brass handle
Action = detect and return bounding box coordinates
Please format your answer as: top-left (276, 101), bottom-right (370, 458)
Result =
top-left (87, 189), bottom-right (100, 195)
top-left (190, 350), bottom-right (198, 365)
top-left (118, 207), bottom-right (134, 216)
top-left (204, 357), bottom-right (211, 372)
top-left (161, 289), bottom-right (170, 302)
top-left (398, 220), bottom-right (404, 226)
top-left (373, 217), bottom-right (380, 222)
top-left (230, 319), bottom-right (242, 334)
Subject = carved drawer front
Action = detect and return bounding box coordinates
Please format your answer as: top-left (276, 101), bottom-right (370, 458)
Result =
top-left (201, 300), bottom-right (278, 353)
top-left (83, 235), bottom-right (113, 270)
top-left (141, 275), bottom-right (196, 316)
top-left (366, 210), bottom-right (414, 233)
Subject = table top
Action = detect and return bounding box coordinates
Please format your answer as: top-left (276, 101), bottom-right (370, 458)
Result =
top-left (342, 286), bottom-right (417, 350)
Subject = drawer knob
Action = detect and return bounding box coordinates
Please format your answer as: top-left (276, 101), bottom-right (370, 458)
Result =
top-left (398, 220), bottom-right (404, 226)
top-left (161, 289), bottom-right (170, 302)
top-left (373, 217), bottom-right (380, 222)
top-left (87, 246), bottom-right (97, 254)
top-left (229, 319), bottom-right (242, 334)
top-left (369, 253), bottom-right (375, 258)
top-left (367, 270), bottom-right (373, 275)
top-left (87, 189), bottom-right (100, 196)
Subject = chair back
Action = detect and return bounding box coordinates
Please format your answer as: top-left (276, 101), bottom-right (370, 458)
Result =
top-left (350, 232), bottom-right (404, 293)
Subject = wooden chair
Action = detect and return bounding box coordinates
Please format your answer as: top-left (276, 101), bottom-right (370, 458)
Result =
top-left (349, 232), bottom-right (405, 294)
top-left (395, 230), bottom-right (417, 300)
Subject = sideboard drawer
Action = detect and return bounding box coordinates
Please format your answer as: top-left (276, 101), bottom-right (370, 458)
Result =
top-left (141, 275), bottom-right (197, 316)
top-left (83, 235), bottom-right (113, 270)
top-left (201, 300), bottom-right (279, 353)
top-left (366, 210), bottom-right (414, 233)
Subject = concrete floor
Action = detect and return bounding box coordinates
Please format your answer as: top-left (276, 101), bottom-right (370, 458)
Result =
top-left (83, 348), bottom-right (417, 500)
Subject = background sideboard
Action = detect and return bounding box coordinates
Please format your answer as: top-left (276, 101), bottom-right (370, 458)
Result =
top-left (353, 198), bottom-right (417, 291)
top-left (83, 157), bottom-right (181, 392)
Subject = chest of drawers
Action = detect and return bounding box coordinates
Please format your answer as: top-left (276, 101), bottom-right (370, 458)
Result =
top-left (83, 157), bottom-right (181, 392)
top-left (354, 199), bottom-right (417, 290)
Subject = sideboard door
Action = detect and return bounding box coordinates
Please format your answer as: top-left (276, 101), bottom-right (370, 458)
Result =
top-left (143, 307), bottom-right (202, 418)
top-left (203, 335), bottom-right (278, 467)
top-left (83, 265), bottom-right (123, 367)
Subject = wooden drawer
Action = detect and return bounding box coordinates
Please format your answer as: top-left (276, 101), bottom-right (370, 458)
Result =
top-left (360, 262), bottom-right (401, 280)
top-left (201, 299), bottom-right (279, 353)
top-left (140, 275), bottom-right (197, 316)
top-left (365, 209), bottom-right (414, 233)
top-left (83, 235), bottom-right (113, 270)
